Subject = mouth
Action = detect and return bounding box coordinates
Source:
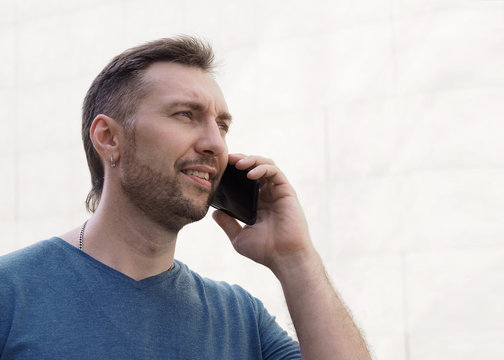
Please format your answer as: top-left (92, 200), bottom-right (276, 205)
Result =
top-left (181, 166), bottom-right (217, 190)
top-left (182, 169), bottom-right (210, 181)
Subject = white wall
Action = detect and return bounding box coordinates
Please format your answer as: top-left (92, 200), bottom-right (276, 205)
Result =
top-left (1, 0), bottom-right (503, 359)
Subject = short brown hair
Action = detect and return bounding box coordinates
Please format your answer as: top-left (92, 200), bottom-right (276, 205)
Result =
top-left (82, 36), bottom-right (215, 212)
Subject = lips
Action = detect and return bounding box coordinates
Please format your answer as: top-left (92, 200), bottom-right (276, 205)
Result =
top-left (182, 169), bottom-right (210, 180)
top-left (181, 165), bottom-right (217, 189)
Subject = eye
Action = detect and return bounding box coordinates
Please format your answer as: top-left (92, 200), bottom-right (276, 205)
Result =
top-left (175, 111), bottom-right (192, 119)
top-left (218, 122), bottom-right (230, 133)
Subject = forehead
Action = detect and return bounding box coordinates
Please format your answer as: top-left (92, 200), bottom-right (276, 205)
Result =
top-left (141, 62), bottom-right (228, 110)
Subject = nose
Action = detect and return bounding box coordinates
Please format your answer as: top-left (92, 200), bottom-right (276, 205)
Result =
top-left (195, 119), bottom-right (227, 157)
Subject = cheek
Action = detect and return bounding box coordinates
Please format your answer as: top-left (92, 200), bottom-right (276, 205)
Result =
top-left (133, 127), bottom-right (193, 163)
top-left (218, 149), bottom-right (229, 173)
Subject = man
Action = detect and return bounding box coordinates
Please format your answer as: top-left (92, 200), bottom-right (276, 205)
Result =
top-left (0, 36), bottom-right (370, 359)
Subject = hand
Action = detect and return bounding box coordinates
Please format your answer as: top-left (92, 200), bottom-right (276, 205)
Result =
top-left (214, 155), bottom-right (372, 360)
top-left (212, 154), bottom-right (313, 276)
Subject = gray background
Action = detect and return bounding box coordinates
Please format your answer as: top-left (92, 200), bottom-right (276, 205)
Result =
top-left (1, 0), bottom-right (503, 358)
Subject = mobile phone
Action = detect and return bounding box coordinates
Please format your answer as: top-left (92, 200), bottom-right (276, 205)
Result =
top-left (210, 164), bottom-right (260, 225)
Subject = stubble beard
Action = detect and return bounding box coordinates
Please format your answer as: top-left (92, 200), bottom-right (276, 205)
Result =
top-left (119, 142), bottom-right (216, 233)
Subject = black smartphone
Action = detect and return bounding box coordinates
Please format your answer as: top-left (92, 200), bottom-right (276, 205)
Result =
top-left (210, 164), bottom-right (260, 225)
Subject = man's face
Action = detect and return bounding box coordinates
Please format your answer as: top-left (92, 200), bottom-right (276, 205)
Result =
top-left (119, 62), bottom-right (231, 232)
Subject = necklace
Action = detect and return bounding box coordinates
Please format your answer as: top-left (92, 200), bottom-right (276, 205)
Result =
top-left (79, 220), bottom-right (88, 250)
top-left (78, 220), bottom-right (175, 271)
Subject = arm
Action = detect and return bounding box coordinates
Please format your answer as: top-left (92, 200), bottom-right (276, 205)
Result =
top-left (273, 246), bottom-right (370, 359)
top-left (213, 154), bottom-right (371, 360)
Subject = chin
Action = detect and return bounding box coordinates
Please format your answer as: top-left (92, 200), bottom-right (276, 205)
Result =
top-left (158, 201), bottom-right (211, 232)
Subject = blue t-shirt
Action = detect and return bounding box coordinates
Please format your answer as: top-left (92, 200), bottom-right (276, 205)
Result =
top-left (0, 238), bottom-right (301, 359)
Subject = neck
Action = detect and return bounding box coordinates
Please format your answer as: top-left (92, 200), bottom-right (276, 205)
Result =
top-left (78, 203), bottom-right (179, 281)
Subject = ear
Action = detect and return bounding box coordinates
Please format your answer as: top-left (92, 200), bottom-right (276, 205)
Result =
top-left (89, 114), bottom-right (123, 164)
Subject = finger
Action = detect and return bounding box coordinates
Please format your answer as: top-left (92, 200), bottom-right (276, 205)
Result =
top-left (235, 155), bottom-right (275, 170)
top-left (212, 210), bottom-right (243, 240)
top-left (228, 153), bottom-right (247, 165)
top-left (247, 164), bottom-right (289, 185)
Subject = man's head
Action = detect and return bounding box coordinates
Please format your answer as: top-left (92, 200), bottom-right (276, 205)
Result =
top-left (115, 61), bottom-right (230, 231)
top-left (82, 36), bottom-right (216, 213)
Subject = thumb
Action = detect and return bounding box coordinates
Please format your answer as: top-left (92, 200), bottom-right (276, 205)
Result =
top-left (212, 210), bottom-right (243, 241)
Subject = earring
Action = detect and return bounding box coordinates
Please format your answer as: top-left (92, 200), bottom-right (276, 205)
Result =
top-left (110, 155), bottom-right (116, 168)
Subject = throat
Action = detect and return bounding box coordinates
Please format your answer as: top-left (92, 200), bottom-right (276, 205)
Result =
top-left (75, 214), bottom-right (178, 281)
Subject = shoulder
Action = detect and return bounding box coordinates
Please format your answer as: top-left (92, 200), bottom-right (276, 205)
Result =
top-left (0, 237), bottom-right (64, 263)
top-left (0, 238), bottom-right (71, 283)
top-left (0, 239), bottom-right (66, 342)
top-left (175, 261), bottom-right (264, 314)
top-left (178, 261), bottom-right (253, 297)
top-left (0, 239), bottom-right (53, 267)
top-left (175, 263), bottom-right (301, 357)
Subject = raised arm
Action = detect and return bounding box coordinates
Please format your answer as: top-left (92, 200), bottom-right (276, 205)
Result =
top-left (213, 154), bottom-right (371, 360)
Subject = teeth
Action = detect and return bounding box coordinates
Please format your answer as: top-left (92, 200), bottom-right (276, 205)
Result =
top-left (184, 169), bottom-right (210, 180)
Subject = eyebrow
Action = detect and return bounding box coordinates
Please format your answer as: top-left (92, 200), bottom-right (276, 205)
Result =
top-left (171, 101), bottom-right (233, 123)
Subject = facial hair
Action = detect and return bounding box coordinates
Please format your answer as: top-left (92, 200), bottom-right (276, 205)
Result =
top-left (119, 141), bottom-right (219, 232)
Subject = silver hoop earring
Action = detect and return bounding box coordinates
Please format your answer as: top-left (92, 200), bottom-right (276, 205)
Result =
top-left (110, 155), bottom-right (116, 168)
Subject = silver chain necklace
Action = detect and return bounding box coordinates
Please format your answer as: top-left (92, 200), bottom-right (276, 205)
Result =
top-left (79, 220), bottom-right (88, 250)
